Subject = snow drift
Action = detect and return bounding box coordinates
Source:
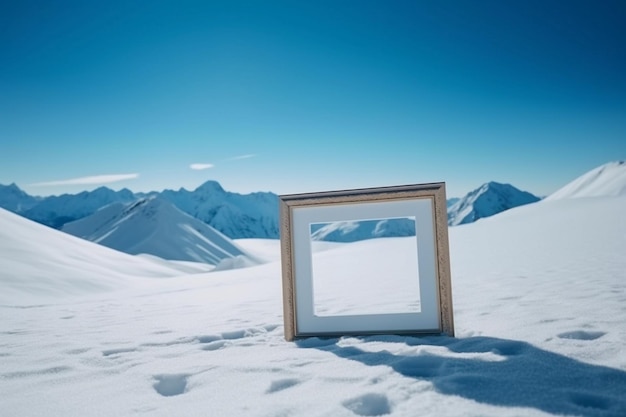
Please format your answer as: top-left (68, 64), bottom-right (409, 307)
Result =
top-left (0, 207), bottom-right (186, 304)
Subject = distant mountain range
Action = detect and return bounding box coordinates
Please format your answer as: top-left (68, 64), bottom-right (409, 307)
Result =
top-left (22, 187), bottom-right (137, 229)
top-left (0, 183), bottom-right (42, 213)
top-left (0, 181), bottom-right (279, 239)
top-left (310, 217), bottom-right (416, 243)
top-left (2, 161), bottom-right (624, 262)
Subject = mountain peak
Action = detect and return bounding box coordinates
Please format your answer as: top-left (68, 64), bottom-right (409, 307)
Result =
top-left (1, 182), bottom-right (25, 193)
top-left (195, 180), bottom-right (225, 194)
top-left (448, 182), bottom-right (539, 226)
top-left (63, 195), bottom-right (254, 265)
top-left (485, 181), bottom-right (507, 188)
top-left (0, 183), bottom-right (40, 213)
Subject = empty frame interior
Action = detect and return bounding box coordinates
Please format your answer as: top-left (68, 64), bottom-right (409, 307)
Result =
top-left (280, 183), bottom-right (453, 340)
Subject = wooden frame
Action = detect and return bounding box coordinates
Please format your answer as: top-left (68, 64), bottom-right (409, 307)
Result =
top-left (279, 182), bottom-right (454, 341)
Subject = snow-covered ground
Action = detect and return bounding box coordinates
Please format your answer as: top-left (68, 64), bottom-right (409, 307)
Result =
top-left (311, 237), bottom-right (421, 316)
top-left (1, 193), bottom-right (626, 416)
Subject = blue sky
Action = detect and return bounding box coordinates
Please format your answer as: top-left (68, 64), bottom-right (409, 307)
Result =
top-left (1, 0), bottom-right (624, 198)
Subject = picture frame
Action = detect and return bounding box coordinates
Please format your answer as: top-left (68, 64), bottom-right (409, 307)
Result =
top-left (279, 182), bottom-right (454, 341)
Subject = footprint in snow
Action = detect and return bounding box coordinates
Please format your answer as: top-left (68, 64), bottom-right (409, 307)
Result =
top-left (266, 378), bottom-right (301, 394)
top-left (343, 393), bottom-right (392, 416)
top-left (153, 374), bottom-right (189, 397)
top-left (557, 330), bottom-right (606, 341)
top-left (196, 327), bottom-right (273, 352)
top-left (102, 347), bottom-right (137, 357)
top-left (201, 340), bottom-right (229, 351)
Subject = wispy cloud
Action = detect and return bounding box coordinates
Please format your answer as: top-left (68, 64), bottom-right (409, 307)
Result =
top-left (228, 154), bottom-right (256, 161)
top-left (190, 163), bottom-right (215, 170)
top-left (30, 173), bottom-right (139, 187)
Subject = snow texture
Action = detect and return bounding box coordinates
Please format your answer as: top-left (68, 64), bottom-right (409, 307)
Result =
top-left (1, 172), bottom-right (626, 416)
top-left (0, 207), bottom-right (191, 304)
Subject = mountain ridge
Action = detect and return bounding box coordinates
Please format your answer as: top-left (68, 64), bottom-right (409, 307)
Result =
top-left (3, 161), bottom-right (624, 241)
top-left (447, 181), bottom-right (540, 226)
top-left (63, 196), bottom-right (256, 266)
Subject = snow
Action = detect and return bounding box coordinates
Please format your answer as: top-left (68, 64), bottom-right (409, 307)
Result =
top-left (22, 186), bottom-right (136, 228)
top-left (62, 196), bottom-right (257, 266)
top-left (0, 208), bottom-right (189, 304)
top-left (546, 161), bottom-right (626, 200)
top-left (0, 181), bottom-right (279, 238)
top-left (160, 181), bottom-right (279, 238)
top-left (1, 193), bottom-right (626, 416)
top-left (310, 237), bottom-right (421, 316)
top-left (311, 218), bottom-right (416, 242)
top-left (447, 181), bottom-right (540, 226)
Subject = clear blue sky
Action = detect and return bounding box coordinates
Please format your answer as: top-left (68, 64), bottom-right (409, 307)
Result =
top-left (1, 0), bottom-right (624, 198)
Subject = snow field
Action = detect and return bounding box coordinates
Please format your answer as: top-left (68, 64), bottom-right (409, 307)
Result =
top-left (1, 194), bottom-right (626, 416)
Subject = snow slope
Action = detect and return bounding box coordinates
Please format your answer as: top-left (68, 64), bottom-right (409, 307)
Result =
top-left (447, 181), bottom-right (540, 226)
top-left (546, 161), bottom-right (626, 200)
top-left (62, 196), bottom-right (257, 266)
top-left (311, 218), bottom-right (416, 242)
top-left (0, 208), bottom-right (190, 304)
top-left (1, 190), bottom-right (625, 416)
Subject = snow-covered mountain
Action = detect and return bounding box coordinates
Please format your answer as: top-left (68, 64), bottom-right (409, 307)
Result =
top-left (7, 163), bottom-right (623, 240)
top-left (160, 181), bottom-right (279, 239)
top-left (63, 196), bottom-right (257, 266)
top-left (310, 218), bottom-right (416, 242)
top-left (545, 160), bottom-right (626, 200)
top-left (447, 181), bottom-right (540, 226)
top-left (22, 186), bottom-right (136, 229)
top-left (0, 183), bottom-right (41, 212)
top-left (0, 207), bottom-right (189, 303)
top-left (0, 181), bottom-right (279, 238)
